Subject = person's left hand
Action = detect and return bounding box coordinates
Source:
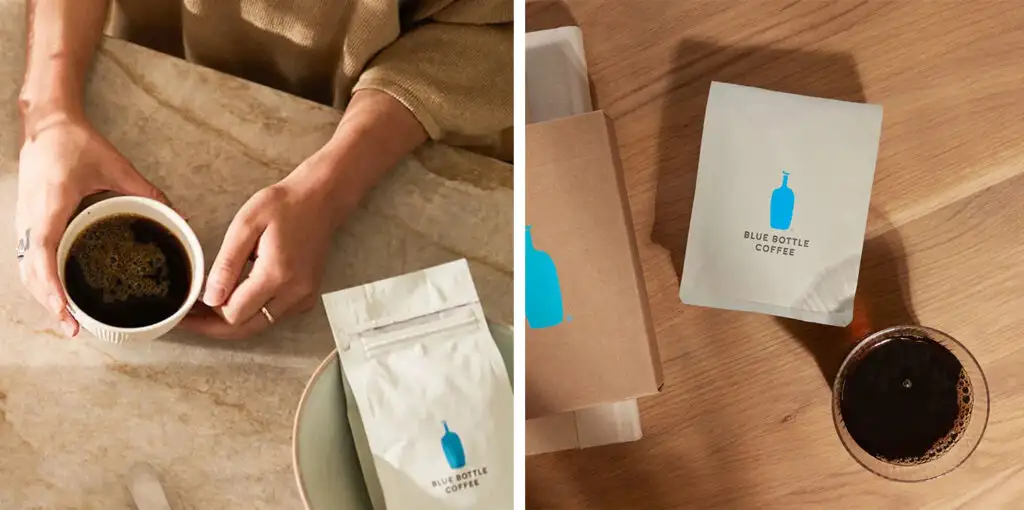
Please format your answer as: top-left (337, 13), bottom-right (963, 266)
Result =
top-left (180, 150), bottom-right (352, 339)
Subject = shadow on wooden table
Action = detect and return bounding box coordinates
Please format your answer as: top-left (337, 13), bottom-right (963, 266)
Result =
top-left (651, 40), bottom-right (867, 280)
top-left (525, 0), bottom-right (578, 33)
top-left (778, 216), bottom-right (918, 386)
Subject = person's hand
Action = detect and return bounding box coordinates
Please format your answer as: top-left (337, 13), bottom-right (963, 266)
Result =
top-left (180, 89), bottom-right (426, 340)
top-left (16, 112), bottom-right (171, 337)
top-left (180, 149), bottom-right (352, 340)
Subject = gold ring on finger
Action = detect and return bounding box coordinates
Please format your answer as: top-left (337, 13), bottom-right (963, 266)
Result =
top-left (260, 305), bottom-right (276, 324)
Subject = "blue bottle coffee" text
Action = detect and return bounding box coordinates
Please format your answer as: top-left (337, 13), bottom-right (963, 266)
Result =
top-left (744, 231), bottom-right (810, 256)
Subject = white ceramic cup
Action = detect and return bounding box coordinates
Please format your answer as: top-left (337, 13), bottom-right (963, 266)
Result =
top-left (56, 196), bottom-right (204, 343)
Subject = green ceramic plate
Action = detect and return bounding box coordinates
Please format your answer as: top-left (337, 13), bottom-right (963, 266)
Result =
top-left (292, 322), bottom-right (514, 509)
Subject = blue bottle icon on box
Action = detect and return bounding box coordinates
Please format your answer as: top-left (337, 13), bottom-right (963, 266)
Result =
top-left (770, 171), bottom-right (795, 230)
top-left (525, 225), bottom-right (564, 329)
top-left (441, 421), bottom-right (466, 470)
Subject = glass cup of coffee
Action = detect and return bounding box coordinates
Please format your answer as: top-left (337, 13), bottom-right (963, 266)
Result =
top-left (56, 196), bottom-right (204, 343)
top-left (831, 325), bottom-right (989, 482)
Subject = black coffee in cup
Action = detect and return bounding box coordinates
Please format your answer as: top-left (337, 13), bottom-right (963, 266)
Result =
top-left (838, 334), bottom-right (972, 464)
top-left (64, 214), bottom-right (192, 328)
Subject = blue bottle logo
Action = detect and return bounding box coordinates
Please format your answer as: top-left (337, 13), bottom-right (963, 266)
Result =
top-left (770, 171), bottom-right (795, 230)
top-left (525, 225), bottom-right (565, 329)
top-left (441, 421), bottom-right (466, 470)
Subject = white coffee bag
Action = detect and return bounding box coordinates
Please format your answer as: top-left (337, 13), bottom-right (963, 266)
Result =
top-left (680, 82), bottom-right (883, 326)
top-left (323, 259), bottom-right (513, 510)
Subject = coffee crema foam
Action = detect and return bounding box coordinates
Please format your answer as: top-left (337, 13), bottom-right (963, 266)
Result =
top-left (70, 216), bottom-right (171, 304)
top-left (885, 370), bottom-right (973, 466)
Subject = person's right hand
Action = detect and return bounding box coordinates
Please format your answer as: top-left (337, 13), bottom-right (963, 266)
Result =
top-left (15, 111), bottom-right (171, 337)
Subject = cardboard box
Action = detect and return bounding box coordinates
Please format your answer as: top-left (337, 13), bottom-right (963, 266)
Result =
top-left (524, 26), bottom-right (648, 454)
top-left (525, 111), bottom-right (663, 420)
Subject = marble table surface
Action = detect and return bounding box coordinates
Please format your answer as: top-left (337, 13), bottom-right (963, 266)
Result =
top-left (0, 1), bottom-right (511, 508)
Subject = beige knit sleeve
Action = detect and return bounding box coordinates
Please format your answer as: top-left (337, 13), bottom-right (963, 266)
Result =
top-left (352, 0), bottom-right (512, 149)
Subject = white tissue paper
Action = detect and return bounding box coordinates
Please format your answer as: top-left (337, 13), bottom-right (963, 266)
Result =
top-left (323, 259), bottom-right (513, 509)
top-left (680, 81), bottom-right (883, 326)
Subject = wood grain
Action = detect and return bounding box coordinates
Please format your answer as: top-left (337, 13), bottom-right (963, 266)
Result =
top-left (525, 1), bottom-right (1024, 508)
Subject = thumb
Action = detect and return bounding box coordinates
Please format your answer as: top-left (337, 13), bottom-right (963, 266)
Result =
top-left (108, 160), bottom-right (172, 207)
top-left (19, 219), bottom-right (80, 337)
top-left (204, 210), bottom-right (263, 307)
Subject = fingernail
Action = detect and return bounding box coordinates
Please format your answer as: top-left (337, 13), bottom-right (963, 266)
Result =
top-left (48, 295), bottom-right (65, 315)
top-left (203, 284), bottom-right (225, 306)
top-left (60, 319), bottom-right (76, 337)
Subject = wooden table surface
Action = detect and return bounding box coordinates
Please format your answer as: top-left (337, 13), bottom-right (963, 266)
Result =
top-left (525, 2), bottom-right (1024, 508)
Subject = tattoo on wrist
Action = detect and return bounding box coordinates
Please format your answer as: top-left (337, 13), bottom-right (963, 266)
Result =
top-left (17, 228), bottom-right (30, 260)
